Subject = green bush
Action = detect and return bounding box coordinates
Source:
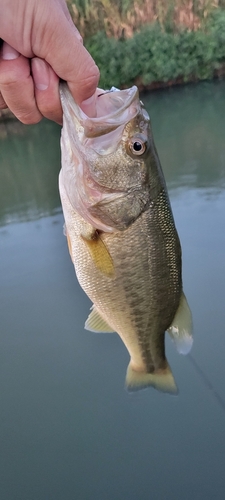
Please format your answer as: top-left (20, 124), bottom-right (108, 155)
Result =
top-left (86, 8), bottom-right (225, 88)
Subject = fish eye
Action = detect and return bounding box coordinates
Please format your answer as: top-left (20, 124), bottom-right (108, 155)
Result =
top-left (128, 136), bottom-right (147, 156)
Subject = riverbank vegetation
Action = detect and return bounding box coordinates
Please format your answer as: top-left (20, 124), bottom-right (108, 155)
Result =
top-left (68, 0), bottom-right (221, 39)
top-left (1, 1), bottom-right (225, 123)
top-left (67, 0), bottom-right (225, 89)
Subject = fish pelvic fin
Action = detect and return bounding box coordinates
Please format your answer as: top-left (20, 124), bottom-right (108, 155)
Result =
top-left (85, 305), bottom-right (115, 333)
top-left (81, 232), bottom-right (115, 278)
top-left (125, 362), bottom-right (178, 395)
top-left (167, 291), bottom-right (193, 355)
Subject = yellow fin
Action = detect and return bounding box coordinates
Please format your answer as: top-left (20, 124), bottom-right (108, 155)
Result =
top-left (85, 305), bottom-right (115, 333)
top-left (126, 362), bottom-right (178, 395)
top-left (167, 291), bottom-right (193, 355)
top-left (81, 232), bottom-right (114, 278)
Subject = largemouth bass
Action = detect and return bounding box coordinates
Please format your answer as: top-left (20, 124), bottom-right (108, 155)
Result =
top-left (59, 84), bottom-right (193, 394)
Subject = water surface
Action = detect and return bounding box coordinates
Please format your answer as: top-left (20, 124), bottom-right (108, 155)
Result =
top-left (0, 81), bottom-right (225, 500)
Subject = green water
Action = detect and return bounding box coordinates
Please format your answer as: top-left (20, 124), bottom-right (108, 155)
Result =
top-left (0, 81), bottom-right (225, 500)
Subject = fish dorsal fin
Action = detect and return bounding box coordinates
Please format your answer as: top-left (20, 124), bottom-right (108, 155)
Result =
top-left (85, 306), bottom-right (115, 333)
top-left (167, 291), bottom-right (193, 355)
top-left (126, 361), bottom-right (178, 395)
top-left (81, 232), bottom-right (115, 278)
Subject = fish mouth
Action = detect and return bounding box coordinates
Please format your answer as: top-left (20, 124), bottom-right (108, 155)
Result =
top-left (60, 83), bottom-right (140, 141)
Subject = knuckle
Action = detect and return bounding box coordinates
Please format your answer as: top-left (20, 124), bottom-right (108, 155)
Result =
top-left (86, 65), bottom-right (100, 88)
top-left (35, 93), bottom-right (62, 124)
top-left (79, 64), bottom-right (100, 95)
top-left (17, 111), bottom-right (42, 125)
top-left (0, 58), bottom-right (30, 88)
top-left (0, 69), bottom-right (21, 88)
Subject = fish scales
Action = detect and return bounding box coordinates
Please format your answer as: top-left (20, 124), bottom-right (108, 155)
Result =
top-left (59, 84), bottom-right (193, 394)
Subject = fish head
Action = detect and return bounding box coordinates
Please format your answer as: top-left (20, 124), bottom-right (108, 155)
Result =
top-left (60, 84), bottom-right (163, 232)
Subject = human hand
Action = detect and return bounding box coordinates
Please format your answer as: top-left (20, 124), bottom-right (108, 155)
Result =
top-left (0, 0), bottom-right (99, 124)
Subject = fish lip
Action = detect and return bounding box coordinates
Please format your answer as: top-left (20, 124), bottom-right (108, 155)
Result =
top-left (60, 83), bottom-right (140, 137)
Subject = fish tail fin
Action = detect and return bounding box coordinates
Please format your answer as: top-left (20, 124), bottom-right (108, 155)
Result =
top-left (125, 362), bottom-right (178, 395)
top-left (167, 291), bottom-right (193, 355)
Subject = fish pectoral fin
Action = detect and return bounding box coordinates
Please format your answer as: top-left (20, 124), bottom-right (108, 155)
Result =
top-left (167, 291), bottom-right (193, 355)
top-left (81, 232), bottom-right (115, 278)
top-left (126, 361), bottom-right (178, 395)
top-left (85, 305), bottom-right (115, 333)
top-left (64, 225), bottom-right (73, 261)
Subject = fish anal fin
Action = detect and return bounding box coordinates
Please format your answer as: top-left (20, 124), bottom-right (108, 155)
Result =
top-left (81, 232), bottom-right (114, 278)
top-left (126, 361), bottom-right (178, 395)
top-left (85, 305), bottom-right (115, 333)
top-left (168, 291), bottom-right (193, 355)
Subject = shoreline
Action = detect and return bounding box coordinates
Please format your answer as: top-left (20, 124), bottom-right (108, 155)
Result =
top-left (1, 67), bottom-right (225, 124)
top-left (133, 64), bottom-right (225, 92)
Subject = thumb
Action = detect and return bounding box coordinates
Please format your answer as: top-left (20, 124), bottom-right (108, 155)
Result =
top-left (35, 7), bottom-right (99, 109)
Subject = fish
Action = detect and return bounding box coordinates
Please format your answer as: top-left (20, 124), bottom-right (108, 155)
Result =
top-left (59, 83), bottom-right (193, 394)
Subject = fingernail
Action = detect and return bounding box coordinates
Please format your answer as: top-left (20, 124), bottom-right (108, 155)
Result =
top-left (81, 94), bottom-right (96, 117)
top-left (2, 42), bottom-right (19, 60)
top-left (31, 58), bottom-right (49, 91)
